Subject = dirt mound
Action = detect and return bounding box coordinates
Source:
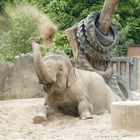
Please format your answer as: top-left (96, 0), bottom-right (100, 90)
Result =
top-left (0, 98), bottom-right (140, 140)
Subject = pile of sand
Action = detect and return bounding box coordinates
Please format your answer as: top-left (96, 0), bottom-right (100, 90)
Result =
top-left (0, 98), bottom-right (140, 140)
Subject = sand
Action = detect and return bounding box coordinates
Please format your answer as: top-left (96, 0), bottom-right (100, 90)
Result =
top-left (0, 98), bottom-right (140, 140)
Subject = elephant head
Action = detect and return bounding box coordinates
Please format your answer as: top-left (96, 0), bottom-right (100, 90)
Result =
top-left (31, 40), bottom-right (75, 94)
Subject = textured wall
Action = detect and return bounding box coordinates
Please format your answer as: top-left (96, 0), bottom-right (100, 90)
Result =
top-left (0, 54), bottom-right (44, 100)
top-left (128, 47), bottom-right (140, 57)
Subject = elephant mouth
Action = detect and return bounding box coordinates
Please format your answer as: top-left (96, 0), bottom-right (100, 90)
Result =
top-left (46, 83), bottom-right (53, 89)
top-left (43, 83), bottom-right (55, 94)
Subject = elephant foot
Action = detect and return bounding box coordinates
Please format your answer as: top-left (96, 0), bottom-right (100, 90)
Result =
top-left (80, 112), bottom-right (94, 120)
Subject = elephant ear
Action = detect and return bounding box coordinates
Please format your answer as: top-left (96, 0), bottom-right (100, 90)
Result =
top-left (67, 62), bottom-right (75, 87)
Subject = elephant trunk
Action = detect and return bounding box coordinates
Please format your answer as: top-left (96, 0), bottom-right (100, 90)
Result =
top-left (31, 39), bottom-right (52, 84)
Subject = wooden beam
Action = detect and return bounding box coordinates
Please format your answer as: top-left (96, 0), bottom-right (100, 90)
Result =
top-left (97, 0), bottom-right (119, 35)
top-left (66, 25), bottom-right (79, 61)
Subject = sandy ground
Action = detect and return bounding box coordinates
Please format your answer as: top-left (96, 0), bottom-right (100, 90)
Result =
top-left (0, 98), bottom-right (140, 140)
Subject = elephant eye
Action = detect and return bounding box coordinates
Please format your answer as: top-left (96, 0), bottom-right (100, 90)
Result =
top-left (59, 66), bottom-right (63, 71)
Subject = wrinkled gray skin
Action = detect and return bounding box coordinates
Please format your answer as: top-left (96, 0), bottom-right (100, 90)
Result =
top-left (32, 40), bottom-right (119, 119)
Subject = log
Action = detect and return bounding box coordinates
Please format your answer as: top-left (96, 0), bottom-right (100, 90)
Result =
top-left (97, 0), bottom-right (119, 34)
top-left (111, 101), bottom-right (140, 131)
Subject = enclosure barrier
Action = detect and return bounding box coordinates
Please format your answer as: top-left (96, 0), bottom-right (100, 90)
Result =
top-left (111, 57), bottom-right (140, 91)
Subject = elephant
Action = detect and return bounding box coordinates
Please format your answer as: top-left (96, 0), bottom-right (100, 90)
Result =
top-left (31, 39), bottom-right (120, 120)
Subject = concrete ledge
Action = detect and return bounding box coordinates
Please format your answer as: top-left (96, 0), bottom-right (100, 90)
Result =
top-left (111, 101), bottom-right (140, 131)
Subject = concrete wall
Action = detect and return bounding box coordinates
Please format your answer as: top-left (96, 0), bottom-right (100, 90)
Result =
top-left (128, 47), bottom-right (140, 57)
top-left (0, 54), bottom-right (44, 100)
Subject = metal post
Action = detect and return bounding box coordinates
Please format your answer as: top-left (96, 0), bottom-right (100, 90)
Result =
top-left (133, 58), bottom-right (138, 90)
top-left (126, 60), bottom-right (130, 88)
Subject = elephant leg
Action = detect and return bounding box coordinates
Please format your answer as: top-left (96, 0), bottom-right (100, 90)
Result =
top-left (32, 104), bottom-right (55, 124)
top-left (78, 100), bottom-right (93, 120)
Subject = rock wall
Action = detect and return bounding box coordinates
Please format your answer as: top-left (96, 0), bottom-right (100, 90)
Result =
top-left (0, 54), bottom-right (44, 100)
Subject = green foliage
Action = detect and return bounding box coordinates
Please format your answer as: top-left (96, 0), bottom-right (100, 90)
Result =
top-left (0, 4), bottom-right (72, 61)
top-left (116, 28), bottom-right (134, 56)
top-left (53, 31), bottom-right (72, 57)
top-left (115, 0), bottom-right (140, 56)
top-left (0, 7), bottom-right (38, 61)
